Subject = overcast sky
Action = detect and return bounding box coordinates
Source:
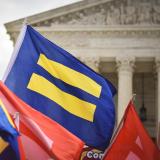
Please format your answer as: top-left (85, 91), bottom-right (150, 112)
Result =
top-left (0, 0), bottom-right (81, 80)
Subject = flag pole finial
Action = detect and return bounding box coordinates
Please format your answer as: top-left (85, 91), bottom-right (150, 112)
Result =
top-left (23, 17), bottom-right (28, 26)
top-left (132, 93), bottom-right (136, 102)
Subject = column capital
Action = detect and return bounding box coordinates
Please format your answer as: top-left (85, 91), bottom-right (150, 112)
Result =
top-left (116, 57), bottom-right (135, 72)
top-left (79, 56), bottom-right (100, 72)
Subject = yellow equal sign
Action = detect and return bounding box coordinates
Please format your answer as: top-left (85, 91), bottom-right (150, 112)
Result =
top-left (27, 53), bottom-right (102, 122)
top-left (27, 73), bottom-right (96, 122)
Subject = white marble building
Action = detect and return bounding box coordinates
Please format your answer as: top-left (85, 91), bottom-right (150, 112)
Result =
top-left (5, 0), bottom-right (160, 143)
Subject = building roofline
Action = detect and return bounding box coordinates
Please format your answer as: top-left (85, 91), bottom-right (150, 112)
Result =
top-left (5, 0), bottom-right (111, 30)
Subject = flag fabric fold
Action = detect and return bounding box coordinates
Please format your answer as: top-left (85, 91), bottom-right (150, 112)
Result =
top-left (4, 25), bottom-right (116, 149)
top-left (0, 81), bottom-right (84, 160)
top-left (103, 101), bottom-right (160, 160)
top-left (0, 97), bottom-right (25, 160)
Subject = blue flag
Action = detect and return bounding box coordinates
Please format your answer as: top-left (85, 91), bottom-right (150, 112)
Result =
top-left (0, 99), bottom-right (21, 160)
top-left (4, 25), bottom-right (116, 149)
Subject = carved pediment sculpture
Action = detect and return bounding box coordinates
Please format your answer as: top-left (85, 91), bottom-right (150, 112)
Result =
top-left (31, 0), bottom-right (160, 27)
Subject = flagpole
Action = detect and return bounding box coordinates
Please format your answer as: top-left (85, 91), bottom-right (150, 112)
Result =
top-left (2, 18), bottom-right (28, 82)
top-left (13, 112), bottom-right (20, 131)
top-left (102, 94), bottom-right (136, 159)
top-left (157, 123), bottom-right (160, 150)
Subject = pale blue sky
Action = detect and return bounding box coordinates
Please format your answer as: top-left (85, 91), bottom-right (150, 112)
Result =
top-left (0, 0), bottom-right (80, 79)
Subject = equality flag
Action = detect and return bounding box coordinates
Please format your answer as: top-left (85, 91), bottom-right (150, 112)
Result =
top-left (0, 98), bottom-right (25, 160)
top-left (103, 101), bottom-right (160, 160)
top-left (4, 25), bottom-right (116, 149)
top-left (0, 81), bottom-right (84, 160)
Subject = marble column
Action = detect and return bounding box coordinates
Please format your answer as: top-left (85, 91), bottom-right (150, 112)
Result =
top-left (80, 57), bottom-right (100, 73)
top-left (155, 57), bottom-right (160, 148)
top-left (116, 57), bottom-right (135, 124)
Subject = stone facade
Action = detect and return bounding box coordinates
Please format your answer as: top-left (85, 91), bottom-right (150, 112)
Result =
top-left (5, 0), bottom-right (160, 142)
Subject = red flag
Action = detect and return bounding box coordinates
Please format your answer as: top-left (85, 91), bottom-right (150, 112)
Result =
top-left (104, 101), bottom-right (160, 160)
top-left (0, 81), bottom-right (84, 160)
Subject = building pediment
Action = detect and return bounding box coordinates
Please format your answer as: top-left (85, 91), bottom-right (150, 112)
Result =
top-left (5, 0), bottom-right (160, 31)
top-left (32, 0), bottom-right (160, 27)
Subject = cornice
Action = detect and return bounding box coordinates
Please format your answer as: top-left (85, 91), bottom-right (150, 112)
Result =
top-left (7, 25), bottom-right (160, 31)
top-left (7, 25), bottom-right (160, 40)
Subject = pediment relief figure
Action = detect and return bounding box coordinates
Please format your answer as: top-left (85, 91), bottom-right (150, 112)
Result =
top-left (153, 5), bottom-right (160, 23)
top-left (106, 5), bottom-right (121, 25)
top-left (122, 6), bottom-right (137, 24)
top-left (137, 3), bottom-right (153, 24)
